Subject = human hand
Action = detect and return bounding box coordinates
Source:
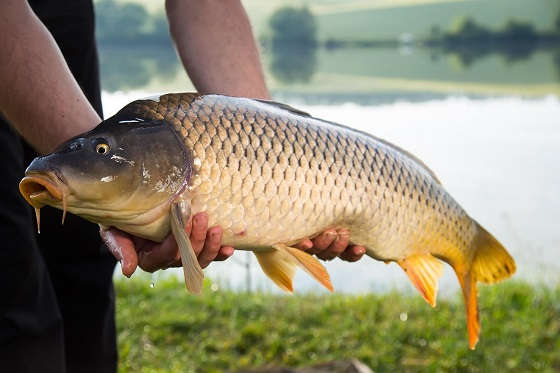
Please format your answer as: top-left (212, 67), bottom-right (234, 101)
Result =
top-left (100, 212), bottom-right (234, 277)
top-left (295, 229), bottom-right (366, 262)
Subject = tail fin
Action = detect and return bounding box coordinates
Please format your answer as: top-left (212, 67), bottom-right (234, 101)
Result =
top-left (455, 222), bottom-right (516, 349)
top-left (471, 223), bottom-right (516, 284)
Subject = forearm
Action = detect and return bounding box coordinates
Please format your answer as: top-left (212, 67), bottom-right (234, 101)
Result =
top-left (166, 0), bottom-right (269, 99)
top-left (0, 1), bottom-right (100, 154)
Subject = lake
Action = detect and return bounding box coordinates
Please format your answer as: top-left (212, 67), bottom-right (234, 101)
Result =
top-left (100, 44), bottom-right (560, 294)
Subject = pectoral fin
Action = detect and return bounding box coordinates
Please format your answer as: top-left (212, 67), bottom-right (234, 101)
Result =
top-left (170, 202), bottom-right (204, 294)
top-left (254, 244), bottom-right (333, 293)
top-left (398, 253), bottom-right (443, 307)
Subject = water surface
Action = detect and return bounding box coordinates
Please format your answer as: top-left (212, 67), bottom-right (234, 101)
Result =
top-left (102, 91), bottom-right (560, 294)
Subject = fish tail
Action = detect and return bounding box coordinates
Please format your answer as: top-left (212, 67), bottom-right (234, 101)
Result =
top-left (454, 222), bottom-right (516, 350)
top-left (470, 223), bottom-right (516, 285)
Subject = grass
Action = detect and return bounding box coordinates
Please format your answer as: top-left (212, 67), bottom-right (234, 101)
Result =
top-left (116, 278), bottom-right (560, 372)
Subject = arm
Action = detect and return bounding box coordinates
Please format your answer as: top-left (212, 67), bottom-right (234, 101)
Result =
top-left (0, 0), bottom-right (99, 154)
top-left (166, 0), bottom-right (269, 99)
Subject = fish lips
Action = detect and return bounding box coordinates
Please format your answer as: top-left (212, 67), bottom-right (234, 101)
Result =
top-left (19, 172), bottom-right (64, 208)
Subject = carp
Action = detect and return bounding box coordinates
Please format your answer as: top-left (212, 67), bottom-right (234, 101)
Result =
top-left (20, 93), bottom-right (515, 349)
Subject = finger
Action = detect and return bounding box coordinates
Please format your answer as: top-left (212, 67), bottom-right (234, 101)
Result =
top-left (214, 246), bottom-right (234, 261)
top-left (184, 214), bottom-right (193, 236)
top-left (317, 229), bottom-right (350, 261)
top-left (100, 228), bottom-right (138, 277)
top-left (339, 245), bottom-right (367, 262)
top-left (137, 233), bottom-right (180, 273)
top-left (197, 226), bottom-right (223, 268)
top-left (293, 238), bottom-right (313, 252)
top-left (190, 212), bottom-right (208, 255)
top-left (309, 230), bottom-right (337, 254)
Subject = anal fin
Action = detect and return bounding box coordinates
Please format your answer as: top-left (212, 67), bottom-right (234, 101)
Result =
top-left (254, 245), bottom-right (333, 293)
top-left (398, 253), bottom-right (443, 307)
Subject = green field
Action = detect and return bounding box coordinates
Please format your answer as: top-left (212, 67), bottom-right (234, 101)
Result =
top-left (116, 278), bottom-right (560, 372)
top-left (242, 0), bottom-right (559, 41)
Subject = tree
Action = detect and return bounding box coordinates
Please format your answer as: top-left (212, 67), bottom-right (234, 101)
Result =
top-left (268, 7), bottom-right (317, 47)
top-left (95, 0), bottom-right (149, 43)
top-left (269, 45), bottom-right (317, 84)
top-left (501, 20), bottom-right (536, 40)
top-left (447, 16), bottom-right (490, 42)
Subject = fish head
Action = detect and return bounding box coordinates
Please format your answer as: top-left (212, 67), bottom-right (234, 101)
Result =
top-left (19, 111), bottom-right (192, 238)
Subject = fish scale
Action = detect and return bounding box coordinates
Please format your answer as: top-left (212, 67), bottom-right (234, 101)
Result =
top-left (127, 93), bottom-right (472, 261)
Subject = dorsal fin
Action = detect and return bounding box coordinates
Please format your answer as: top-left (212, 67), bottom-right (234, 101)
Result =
top-left (253, 99), bottom-right (311, 117)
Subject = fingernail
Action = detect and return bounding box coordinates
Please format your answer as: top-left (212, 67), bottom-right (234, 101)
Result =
top-left (357, 248), bottom-right (366, 255)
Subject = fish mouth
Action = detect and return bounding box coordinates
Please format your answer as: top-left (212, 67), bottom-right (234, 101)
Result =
top-left (19, 173), bottom-right (64, 208)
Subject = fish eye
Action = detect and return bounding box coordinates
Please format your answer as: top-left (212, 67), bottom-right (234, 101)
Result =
top-left (95, 143), bottom-right (110, 155)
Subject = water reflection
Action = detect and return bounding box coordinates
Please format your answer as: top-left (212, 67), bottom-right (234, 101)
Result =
top-left (98, 43), bottom-right (179, 92)
top-left (555, 50), bottom-right (560, 79)
top-left (440, 43), bottom-right (554, 70)
top-left (268, 45), bottom-right (317, 84)
top-left (97, 44), bottom-right (560, 101)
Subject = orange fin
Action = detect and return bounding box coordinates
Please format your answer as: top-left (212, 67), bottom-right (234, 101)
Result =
top-left (398, 253), bottom-right (443, 307)
top-left (471, 222), bottom-right (516, 284)
top-left (457, 272), bottom-right (479, 350)
top-left (454, 222), bottom-right (516, 349)
top-left (254, 245), bottom-right (333, 293)
top-left (254, 250), bottom-right (296, 293)
top-left (276, 244), bottom-right (334, 292)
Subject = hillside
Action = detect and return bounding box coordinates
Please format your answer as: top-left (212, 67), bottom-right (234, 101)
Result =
top-left (103, 0), bottom-right (560, 41)
top-left (242, 0), bottom-right (559, 41)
